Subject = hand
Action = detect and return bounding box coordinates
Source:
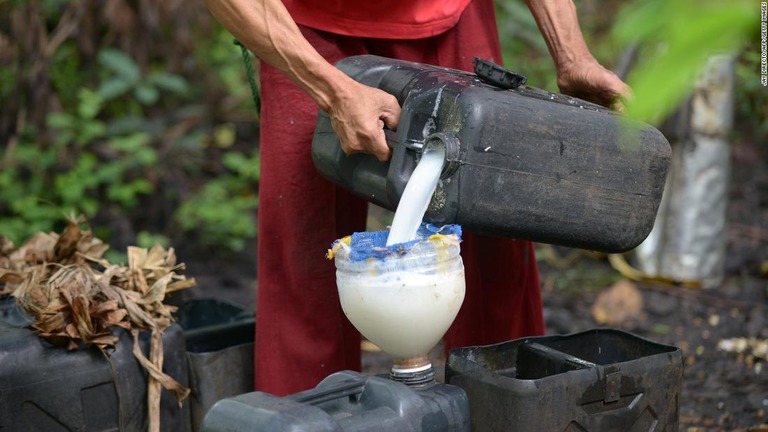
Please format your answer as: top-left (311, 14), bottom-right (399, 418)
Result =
top-left (556, 59), bottom-right (631, 111)
top-left (327, 80), bottom-right (401, 162)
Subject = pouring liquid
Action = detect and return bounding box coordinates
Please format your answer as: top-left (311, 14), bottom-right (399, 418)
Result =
top-left (336, 145), bottom-right (464, 360)
top-left (386, 147), bottom-right (445, 246)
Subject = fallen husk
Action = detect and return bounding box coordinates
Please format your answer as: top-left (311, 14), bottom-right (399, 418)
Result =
top-left (0, 215), bottom-right (195, 432)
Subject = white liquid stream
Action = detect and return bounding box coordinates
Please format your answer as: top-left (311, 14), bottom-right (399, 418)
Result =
top-left (386, 147), bottom-right (445, 246)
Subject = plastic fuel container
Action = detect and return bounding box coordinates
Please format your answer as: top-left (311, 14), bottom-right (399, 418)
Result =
top-left (176, 298), bottom-right (256, 432)
top-left (0, 316), bottom-right (190, 432)
top-left (312, 55), bottom-right (671, 253)
top-left (201, 370), bottom-right (470, 431)
top-left (446, 329), bottom-right (683, 431)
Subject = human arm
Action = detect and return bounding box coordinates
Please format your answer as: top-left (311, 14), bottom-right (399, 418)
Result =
top-left (524, 0), bottom-right (630, 109)
top-left (203, 0), bottom-right (399, 160)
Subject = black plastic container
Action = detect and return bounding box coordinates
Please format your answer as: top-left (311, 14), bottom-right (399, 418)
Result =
top-left (175, 299), bottom-right (255, 432)
top-left (201, 370), bottom-right (470, 431)
top-left (0, 295), bottom-right (32, 327)
top-left (0, 318), bottom-right (190, 431)
top-left (446, 329), bottom-right (683, 431)
top-left (312, 55), bottom-right (671, 253)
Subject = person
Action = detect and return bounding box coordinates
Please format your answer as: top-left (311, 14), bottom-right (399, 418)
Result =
top-left (203, 0), bottom-right (630, 396)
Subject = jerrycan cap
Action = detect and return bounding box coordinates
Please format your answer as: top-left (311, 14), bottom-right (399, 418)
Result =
top-left (473, 57), bottom-right (527, 90)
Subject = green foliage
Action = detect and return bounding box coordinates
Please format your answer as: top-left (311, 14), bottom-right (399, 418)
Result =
top-left (97, 48), bottom-right (188, 105)
top-left (1, 1), bottom-right (259, 254)
top-left (734, 49), bottom-right (768, 135)
top-left (175, 150), bottom-right (260, 252)
top-left (0, 87), bottom-right (157, 244)
top-left (196, 28), bottom-right (256, 115)
top-left (495, 0), bottom-right (558, 90)
top-left (495, 0), bottom-right (626, 92)
top-left (10, 1), bottom-right (758, 258)
top-left (613, 0), bottom-right (756, 125)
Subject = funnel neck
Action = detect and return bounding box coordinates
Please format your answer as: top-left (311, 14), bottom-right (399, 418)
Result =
top-left (390, 356), bottom-right (436, 388)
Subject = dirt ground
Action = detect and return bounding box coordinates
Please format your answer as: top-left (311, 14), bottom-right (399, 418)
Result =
top-left (180, 130), bottom-right (767, 431)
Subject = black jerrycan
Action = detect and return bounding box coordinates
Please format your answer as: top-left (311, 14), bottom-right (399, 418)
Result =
top-left (311, 55), bottom-right (671, 253)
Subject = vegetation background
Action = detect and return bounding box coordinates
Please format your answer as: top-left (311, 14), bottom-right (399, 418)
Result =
top-left (0, 0), bottom-right (762, 259)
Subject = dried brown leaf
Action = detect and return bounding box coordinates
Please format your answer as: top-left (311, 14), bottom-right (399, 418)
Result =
top-left (101, 309), bottom-right (129, 327)
top-left (0, 237), bottom-right (15, 256)
top-left (167, 278), bottom-right (196, 293)
top-left (54, 221), bottom-right (81, 262)
top-left (15, 232), bottom-right (57, 265)
top-left (144, 272), bottom-right (172, 304)
top-left (132, 330), bottom-right (191, 404)
top-left (64, 322), bottom-right (80, 340)
top-left (67, 338), bottom-right (79, 351)
top-left (72, 296), bottom-right (95, 341)
top-left (90, 333), bottom-right (120, 350)
top-left (100, 283), bottom-right (157, 329)
top-left (35, 311), bottom-right (70, 334)
top-left (89, 299), bottom-right (119, 315)
top-left (0, 269), bottom-right (23, 285)
top-left (128, 246), bottom-right (148, 270)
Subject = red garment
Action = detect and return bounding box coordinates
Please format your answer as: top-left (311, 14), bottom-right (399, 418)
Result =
top-left (256, 0), bottom-right (544, 396)
top-left (283, 0), bottom-right (472, 39)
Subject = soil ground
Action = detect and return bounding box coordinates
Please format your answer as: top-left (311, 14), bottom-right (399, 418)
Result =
top-left (178, 131), bottom-right (767, 431)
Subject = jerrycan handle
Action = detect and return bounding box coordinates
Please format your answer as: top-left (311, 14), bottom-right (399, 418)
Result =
top-left (384, 128), bottom-right (398, 150)
top-left (384, 128), bottom-right (427, 153)
top-left (289, 377), bottom-right (365, 406)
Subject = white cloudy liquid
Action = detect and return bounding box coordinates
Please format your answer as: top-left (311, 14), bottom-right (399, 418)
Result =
top-left (335, 146), bottom-right (464, 359)
top-left (337, 268), bottom-right (465, 359)
top-left (386, 148), bottom-right (445, 246)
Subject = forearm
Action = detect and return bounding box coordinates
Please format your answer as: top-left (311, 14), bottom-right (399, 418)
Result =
top-left (524, 0), bottom-right (594, 75)
top-left (203, 0), bottom-right (349, 112)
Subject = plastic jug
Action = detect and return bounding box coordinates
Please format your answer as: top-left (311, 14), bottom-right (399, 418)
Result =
top-left (312, 55), bottom-right (671, 253)
top-left (201, 370), bottom-right (470, 432)
top-left (445, 329), bottom-right (683, 431)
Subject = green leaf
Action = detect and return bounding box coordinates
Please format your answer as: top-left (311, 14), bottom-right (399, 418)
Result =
top-left (148, 72), bottom-right (188, 94)
top-left (46, 112), bottom-right (75, 130)
top-left (137, 230), bottom-right (170, 249)
top-left (98, 77), bottom-right (133, 100)
top-left (174, 178), bottom-right (258, 251)
top-left (616, 0), bottom-right (755, 124)
top-left (77, 88), bottom-right (104, 120)
top-left (612, 0), bottom-right (666, 44)
top-left (109, 132), bottom-right (150, 153)
top-left (134, 83), bottom-right (159, 105)
top-left (54, 153), bottom-right (100, 204)
top-left (98, 48), bottom-right (140, 84)
top-left (106, 179), bottom-right (152, 207)
top-left (222, 151), bottom-right (260, 181)
top-left (79, 120), bottom-right (107, 144)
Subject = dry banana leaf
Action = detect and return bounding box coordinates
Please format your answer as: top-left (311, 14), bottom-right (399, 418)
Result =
top-left (0, 215), bottom-right (195, 431)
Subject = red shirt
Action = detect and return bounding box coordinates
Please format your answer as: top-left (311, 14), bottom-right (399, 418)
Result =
top-left (283, 0), bottom-right (473, 39)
